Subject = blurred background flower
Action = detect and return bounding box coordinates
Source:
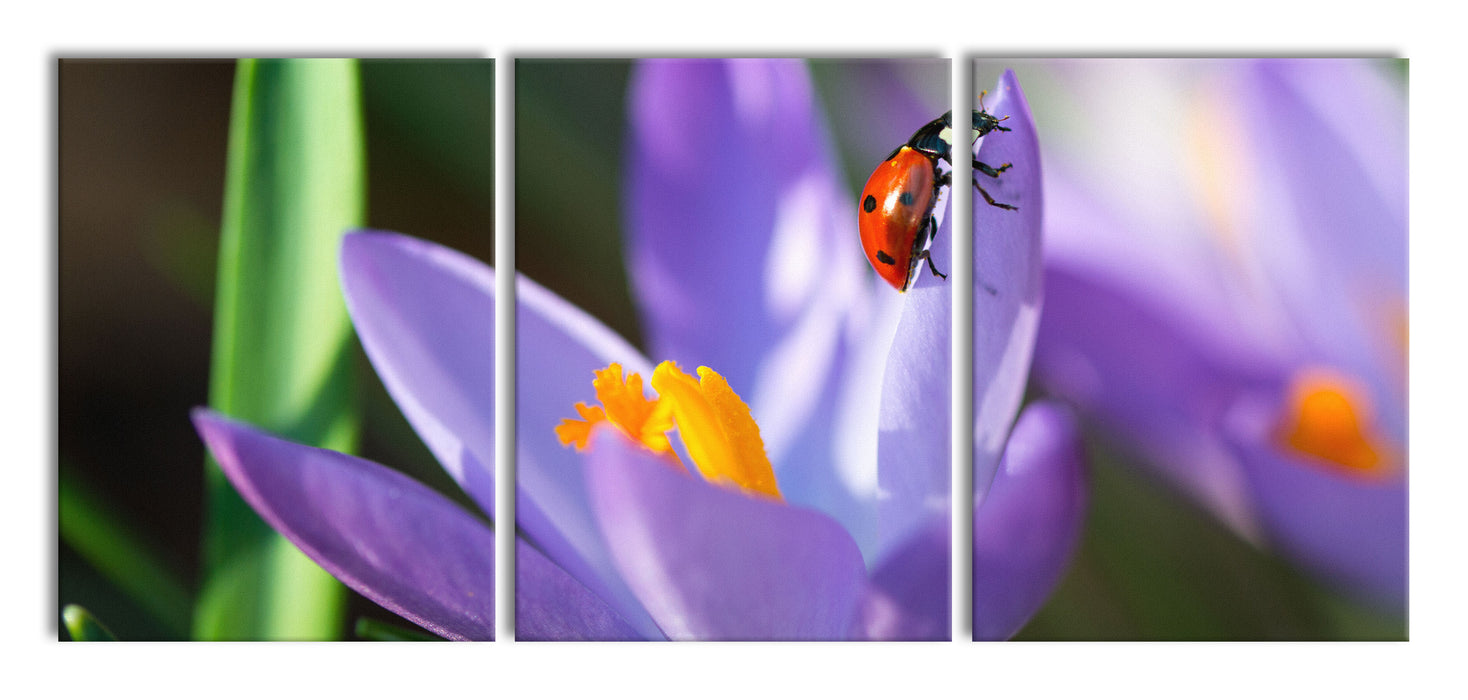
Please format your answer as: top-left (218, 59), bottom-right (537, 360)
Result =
top-left (977, 57), bottom-right (1407, 637)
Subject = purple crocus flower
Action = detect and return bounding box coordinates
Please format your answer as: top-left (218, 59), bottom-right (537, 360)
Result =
top-left (1028, 59), bottom-right (1406, 613)
top-left (193, 59), bottom-right (1088, 641)
top-left (519, 59), bottom-right (1084, 640)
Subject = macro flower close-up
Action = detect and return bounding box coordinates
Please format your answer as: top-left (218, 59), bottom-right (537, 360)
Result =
top-left (513, 58), bottom-right (1085, 640)
top-left (58, 53), bottom-right (1412, 650)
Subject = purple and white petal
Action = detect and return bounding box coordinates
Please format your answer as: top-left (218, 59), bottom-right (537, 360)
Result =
top-left (514, 273), bottom-right (664, 640)
top-left (625, 58), bottom-right (855, 390)
top-left (193, 409), bottom-right (495, 641)
top-left (971, 70), bottom-right (1046, 499)
top-left (624, 57), bottom-right (877, 549)
top-left (339, 231), bottom-right (496, 517)
top-left (585, 429), bottom-right (867, 640)
top-left (1243, 60), bottom-right (1408, 431)
top-left (1033, 263), bottom-right (1282, 533)
top-left (973, 401), bottom-right (1088, 641)
top-left (875, 208), bottom-right (951, 555)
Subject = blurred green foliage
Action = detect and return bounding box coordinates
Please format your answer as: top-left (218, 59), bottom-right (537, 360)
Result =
top-left (62, 605), bottom-right (118, 642)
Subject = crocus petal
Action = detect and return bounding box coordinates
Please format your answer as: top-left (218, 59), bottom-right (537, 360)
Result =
top-left (1033, 263), bottom-right (1282, 534)
top-left (192, 409), bottom-right (495, 641)
top-left (1225, 394), bottom-right (1407, 613)
top-left (1243, 60), bottom-right (1408, 430)
top-left (516, 539), bottom-right (647, 641)
top-left (585, 428), bottom-right (867, 640)
top-left (973, 401), bottom-right (1088, 641)
top-left (848, 515), bottom-right (950, 641)
top-left (625, 58), bottom-right (856, 391)
top-left (339, 231), bottom-right (496, 517)
top-left (972, 70), bottom-right (1046, 499)
top-left (624, 59), bottom-right (876, 542)
top-left (515, 274), bottom-right (664, 640)
top-left (875, 206), bottom-right (951, 554)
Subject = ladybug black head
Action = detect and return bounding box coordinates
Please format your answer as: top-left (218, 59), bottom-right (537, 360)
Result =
top-left (973, 109), bottom-right (1011, 137)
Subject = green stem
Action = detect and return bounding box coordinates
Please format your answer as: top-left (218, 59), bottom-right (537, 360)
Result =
top-left (196, 58), bottom-right (365, 640)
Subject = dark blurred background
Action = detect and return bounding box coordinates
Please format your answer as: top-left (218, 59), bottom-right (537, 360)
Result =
top-left (58, 59), bottom-right (494, 639)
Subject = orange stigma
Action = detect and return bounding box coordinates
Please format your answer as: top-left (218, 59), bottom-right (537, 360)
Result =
top-left (557, 361), bottom-right (782, 500)
top-left (555, 363), bottom-right (680, 466)
top-left (1276, 368), bottom-right (1395, 479)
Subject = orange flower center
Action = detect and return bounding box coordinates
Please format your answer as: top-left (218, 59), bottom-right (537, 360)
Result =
top-left (556, 361), bottom-right (782, 500)
top-left (1275, 368), bottom-right (1396, 479)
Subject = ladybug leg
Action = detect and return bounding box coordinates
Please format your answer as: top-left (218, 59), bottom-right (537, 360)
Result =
top-left (971, 156), bottom-right (1017, 210)
top-left (917, 249), bottom-right (946, 281)
top-left (975, 183), bottom-right (1016, 210)
top-left (968, 157), bottom-right (1017, 210)
top-left (974, 160), bottom-right (1011, 179)
top-left (922, 213), bottom-right (946, 280)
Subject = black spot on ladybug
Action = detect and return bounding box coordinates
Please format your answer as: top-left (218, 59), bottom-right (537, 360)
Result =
top-left (863, 195), bottom-right (876, 213)
top-left (899, 191), bottom-right (914, 207)
top-left (876, 250), bottom-right (896, 265)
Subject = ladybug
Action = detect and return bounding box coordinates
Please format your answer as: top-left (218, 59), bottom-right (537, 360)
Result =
top-left (857, 101), bottom-right (1017, 291)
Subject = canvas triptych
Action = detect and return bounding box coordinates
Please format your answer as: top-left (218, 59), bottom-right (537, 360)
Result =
top-left (58, 57), bottom-right (1407, 642)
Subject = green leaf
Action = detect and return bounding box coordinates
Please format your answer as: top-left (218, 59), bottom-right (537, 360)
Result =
top-left (62, 605), bottom-right (118, 641)
top-left (59, 463), bottom-right (191, 636)
top-left (197, 58), bottom-right (365, 640)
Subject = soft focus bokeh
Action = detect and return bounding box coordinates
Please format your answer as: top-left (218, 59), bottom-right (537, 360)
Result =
top-left (974, 58), bottom-right (1407, 639)
top-left (58, 59), bottom-right (494, 640)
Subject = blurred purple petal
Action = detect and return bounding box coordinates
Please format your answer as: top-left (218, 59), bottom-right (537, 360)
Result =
top-left (585, 429), bottom-right (867, 640)
top-left (339, 231), bottom-right (496, 516)
top-left (849, 515), bottom-right (949, 641)
top-left (972, 70), bottom-right (1046, 498)
top-left (1244, 60), bottom-right (1408, 428)
top-left (625, 58), bottom-right (853, 388)
top-left (514, 274), bottom-right (664, 640)
top-left (972, 401), bottom-right (1088, 641)
top-left (1033, 263), bottom-right (1281, 532)
top-left (1224, 395), bottom-right (1407, 613)
top-left (624, 57), bottom-right (877, 551)
top-left (192, 409), bottom-right (495, 641)
top-left (516, 539), bottom-right (647, 641)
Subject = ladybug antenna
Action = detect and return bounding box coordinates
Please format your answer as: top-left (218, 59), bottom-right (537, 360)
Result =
top-left (978, 89), bottom-right (989, 111)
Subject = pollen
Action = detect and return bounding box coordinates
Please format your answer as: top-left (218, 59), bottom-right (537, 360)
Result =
top-left (558, 361), bottom-right (781, 500)
top-left (651, 362), bottom-right (781, 500)
top-left (1276, 368), bottom-right (1395, 479)
top-left (555, 363), bottom-right (679, 465)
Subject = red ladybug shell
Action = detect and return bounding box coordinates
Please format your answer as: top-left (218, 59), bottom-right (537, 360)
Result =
top-left (858, 146), bottom-right (937, 291)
